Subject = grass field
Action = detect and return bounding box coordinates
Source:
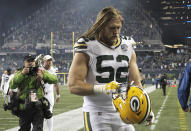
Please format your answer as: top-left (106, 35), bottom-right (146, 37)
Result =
top-left (1, 85), bottom-right (191, 131)
top-left (78, 85), bottom-right (191, 131)
top-left (0, 86), bottom-right (83, 131)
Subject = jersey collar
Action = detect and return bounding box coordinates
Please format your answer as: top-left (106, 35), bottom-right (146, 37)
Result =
top-left (98, 37), bottom-right (121, 49)
top-left (112, 37), bottom-right (121, 49)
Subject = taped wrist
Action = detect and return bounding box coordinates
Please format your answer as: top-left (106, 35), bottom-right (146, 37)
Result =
top-left (93, 85), bottom-right (106, 94)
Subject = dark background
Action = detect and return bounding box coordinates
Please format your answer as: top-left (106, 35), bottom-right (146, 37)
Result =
top-left (0, 0), bottom-right (51, 43)
top-left (0, 0), bottom-right (190, 46)
top-left (139, 0), bottom-right (191, 45)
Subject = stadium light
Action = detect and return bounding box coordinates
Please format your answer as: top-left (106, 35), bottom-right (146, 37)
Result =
top-left (164, 44), bottom-right (183, 48)
top-left (174, 44), bottom-right (184, 47)
top-left (164, 45), bottom-right (173, 48)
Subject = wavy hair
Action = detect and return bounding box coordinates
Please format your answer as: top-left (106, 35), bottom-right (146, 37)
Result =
top-left (80, 6), bottom-right (123, 40)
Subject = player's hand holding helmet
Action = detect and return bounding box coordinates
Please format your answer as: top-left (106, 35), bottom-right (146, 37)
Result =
top-left (105, 81), bottom-right (120, 94)
top-left (93, 81), bottom-right (120, 95)
top-left (112, 85), bottom-right (152, 124)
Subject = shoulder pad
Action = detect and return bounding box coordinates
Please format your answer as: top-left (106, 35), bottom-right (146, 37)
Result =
top-left (120, 36), bottom-right (133, 40)
top-left (121, 36), bottom-right (136, 45)
top-left (120, 36), bottom-right (128, 40)
top-left (52, 66), bottom-right (58, 73)
top-left (83, 37), bottom-right (90, 42)
top-left (74, 38), bottom-right (88, 51)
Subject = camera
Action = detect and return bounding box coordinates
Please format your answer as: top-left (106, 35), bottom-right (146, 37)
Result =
top-left (28, 66), bottom-right (38, 75)
top-left (4, 92), bottom-right (20, 117)
top-left (43, 109), bottom-right (52, 119)
top-left (40, 97), bottom-right (52, 119)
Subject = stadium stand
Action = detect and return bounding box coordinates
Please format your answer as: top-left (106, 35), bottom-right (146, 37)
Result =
top-left (0, 0), bottom-right (190, 84)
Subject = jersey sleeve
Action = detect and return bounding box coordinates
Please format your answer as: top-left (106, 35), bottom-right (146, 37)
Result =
top-left (9, 71), bottom-right (25, 89)
top-left (43, 70), bottom-right (58, 84)
top-left (121, 36), bottom-right (136, 46)
top-left (127, 36), bottom-right (136, 46)
top-left (74, 38), bottom-right (88, 53)
top-left (178, 62), bottom-right (191, 110)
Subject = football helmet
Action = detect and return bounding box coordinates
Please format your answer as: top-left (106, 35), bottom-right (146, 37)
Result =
top-left (112, 86), bottom-right (151, 124)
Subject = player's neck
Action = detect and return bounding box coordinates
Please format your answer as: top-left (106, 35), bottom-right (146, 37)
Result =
top-left (99, 37), bottom-right (117, 47)
top-left (98, 37), bottom-right (119, 49)
top-left (44, 65), bottom-right (50, 70)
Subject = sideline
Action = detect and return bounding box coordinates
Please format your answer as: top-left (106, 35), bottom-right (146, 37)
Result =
top-left (150, 88), bottom-right (171, 130)
top-left (6, 108), bottom-right (83, 131)
top-left (6, 85), bottom-right (156, 131)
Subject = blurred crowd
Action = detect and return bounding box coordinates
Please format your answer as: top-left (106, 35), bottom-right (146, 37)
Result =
top-left (0, 0), bottom-right (189, 84)
top-left (2, 0), bottom-right (161, 46)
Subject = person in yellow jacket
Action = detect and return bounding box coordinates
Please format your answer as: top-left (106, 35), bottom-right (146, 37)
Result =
top-left (9, 54), bottom-right (58, 131)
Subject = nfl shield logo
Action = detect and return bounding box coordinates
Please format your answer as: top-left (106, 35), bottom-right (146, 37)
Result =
top-left (121, 44), bottom-right (128, 51)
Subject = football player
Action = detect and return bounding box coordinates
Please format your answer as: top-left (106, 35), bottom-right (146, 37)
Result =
top-left (68, 6), bottom-right (152, 131)
top-left (1, 68), bottom-right (13, 109)
top-left (40, 55), bottom-right (60, 131)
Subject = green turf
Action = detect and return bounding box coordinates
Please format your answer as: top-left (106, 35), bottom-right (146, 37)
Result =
top-left (0, 86), bottom-right (83, 130)
top-left (78, 86), bottom-right (191, 131)
top-left (53, 86), bottom-right (83, 115)
top-left (152, 87), bottom-right (179, 131)
top-left (2, 85), bottom-right (191, 131)
top-left (134, 86), bottom-right (177, 131)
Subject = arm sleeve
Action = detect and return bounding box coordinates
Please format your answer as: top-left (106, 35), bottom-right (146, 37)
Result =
top-left (43, 70), bottom-right (58, 84)
top-left (74, 38), bottom-right (88, 53)
top-left (9, 71), bottom-right (25, 89)
top-left (178, 62), bottom-right (191, 110)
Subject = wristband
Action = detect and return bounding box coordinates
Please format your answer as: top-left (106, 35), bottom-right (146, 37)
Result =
top-left (93, 85), bottom-right (106, 94)
top-left (56, 94), bottom-right (60, 98)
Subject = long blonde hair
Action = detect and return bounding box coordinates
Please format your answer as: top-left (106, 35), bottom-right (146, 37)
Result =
top-left (80, 6), bottom-right (123, 40)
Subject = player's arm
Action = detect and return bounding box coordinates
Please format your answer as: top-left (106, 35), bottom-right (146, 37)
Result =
top-left (54, 83), bottom-right (60, 102)
top-left (68, 52), bottom-right (120, 96)
top-left (68, 52), bottom-right (94, 96)
top-left (128, 51), bottom-right (143, 88)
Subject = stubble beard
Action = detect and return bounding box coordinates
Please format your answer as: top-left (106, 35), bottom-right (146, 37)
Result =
top-left (99, 35), bottom-right (117, 47)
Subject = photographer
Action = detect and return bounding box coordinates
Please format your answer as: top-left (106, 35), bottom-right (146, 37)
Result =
top-left (9, 54), bottom-right (58, 131)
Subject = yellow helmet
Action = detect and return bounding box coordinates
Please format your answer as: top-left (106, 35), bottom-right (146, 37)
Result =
top-left (112, 86), bottom-right (151, 124)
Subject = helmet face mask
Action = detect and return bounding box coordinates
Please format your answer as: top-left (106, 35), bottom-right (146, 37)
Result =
top-left (112, 86), bottom-right (151, 124)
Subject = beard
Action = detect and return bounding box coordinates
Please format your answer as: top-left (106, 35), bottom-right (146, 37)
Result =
top-left (99, 36), bottom-right (118, 46)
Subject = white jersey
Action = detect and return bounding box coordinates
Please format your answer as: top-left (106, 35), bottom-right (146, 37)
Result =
top-left (74, 36), bottom-right (134, 112)
top-left (0, 73), bottom-right (13, 94)
top-left (40, 66), bottom-right (57, 110)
